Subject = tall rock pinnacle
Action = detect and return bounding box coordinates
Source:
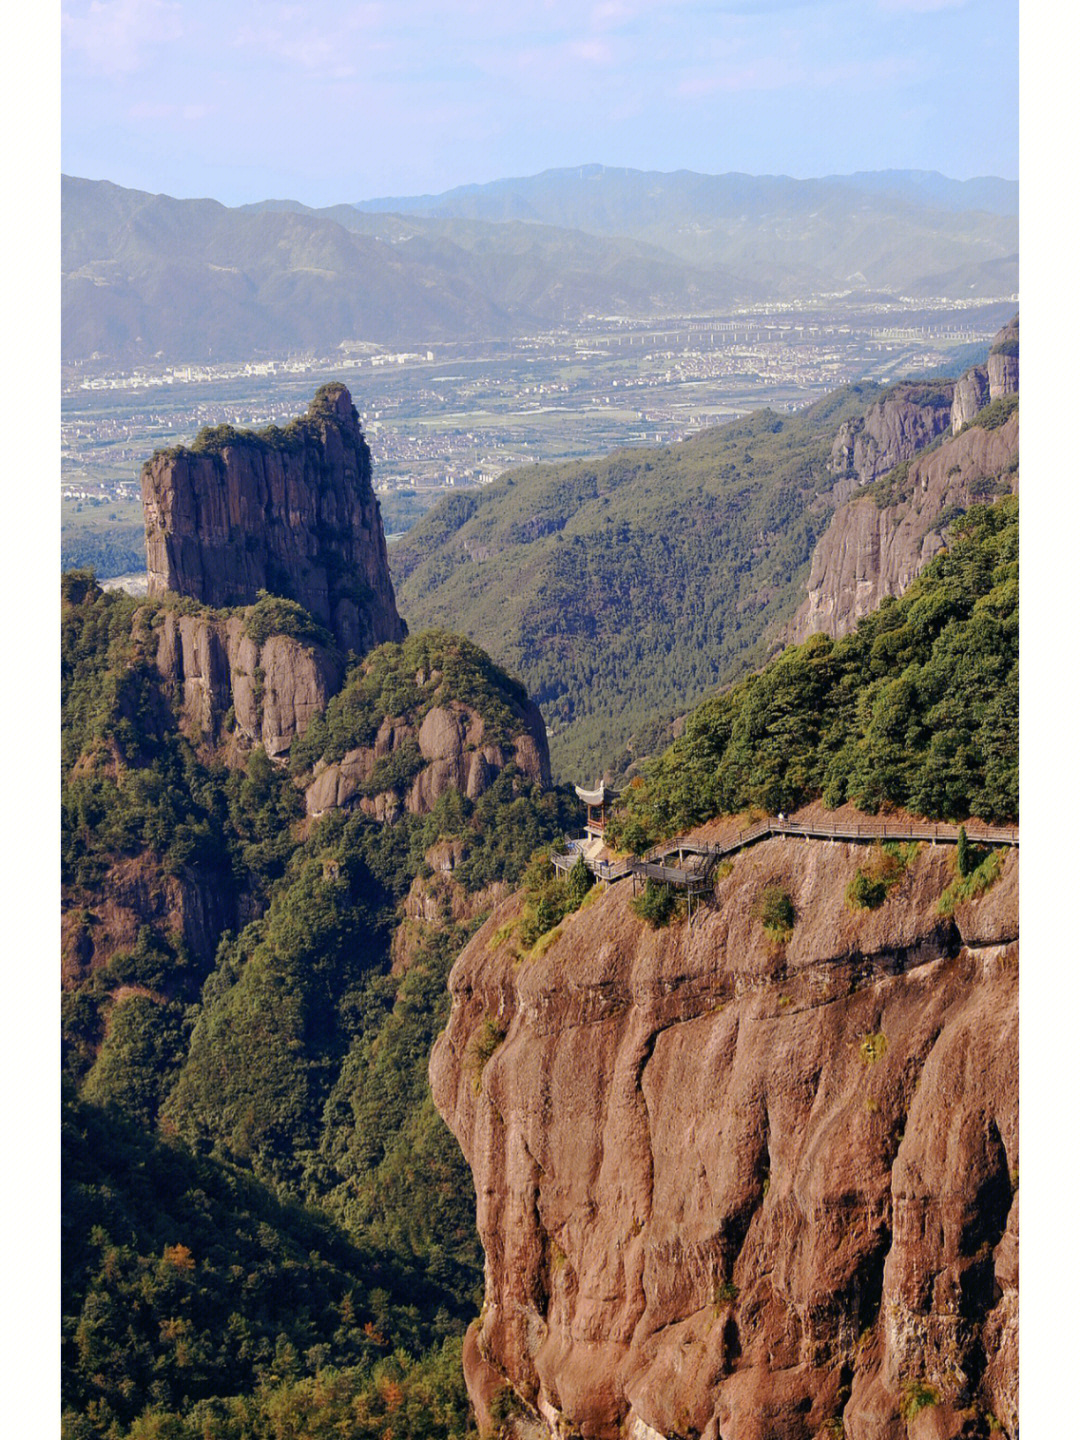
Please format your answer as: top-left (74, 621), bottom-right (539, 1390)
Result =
top-left (141, 382), bottom-right (406, 654)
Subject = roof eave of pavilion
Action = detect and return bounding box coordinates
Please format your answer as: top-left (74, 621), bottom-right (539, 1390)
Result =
top-left (575, 784), bottom-right (615, 806)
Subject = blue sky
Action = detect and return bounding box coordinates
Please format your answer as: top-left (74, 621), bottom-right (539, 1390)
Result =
top-left (61, 0), bottom-right (1018, 205)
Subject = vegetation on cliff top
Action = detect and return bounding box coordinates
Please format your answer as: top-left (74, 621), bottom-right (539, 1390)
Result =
top-left (150, 384), bottom-right (365, 464)
top-left (608, 496), bottom-right (1018, 849)
top-left (290, 629), bottom-right (534, 776)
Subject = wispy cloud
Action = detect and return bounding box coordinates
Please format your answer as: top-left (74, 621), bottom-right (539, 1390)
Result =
top-left (678, 52), bottom-right (917, 97)
top-left (128, 101), bottom-right (215, 121)
top-left (878, 0), bottom-right (969, 11)
top-left (62, 0), bottom-right (183, 75)
top-left (568, 37), bottom-right (616, 64)
top-left (231, 3), bottom-right (385, 78)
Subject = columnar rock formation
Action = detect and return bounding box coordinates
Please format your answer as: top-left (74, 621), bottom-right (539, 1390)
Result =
top-left (951, 315), bottom-right (1019, 433)
top-left (792, 411), bottom-right (1018, 643)
top-left (430, 809), bottom-right (1018, 1440)
top-left (154, 609), bottom-right (344, 758)
top-left (142, 383), bottom-right (406, 654)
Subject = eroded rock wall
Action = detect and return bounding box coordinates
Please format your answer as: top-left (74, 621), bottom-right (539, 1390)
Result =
top-left (430, 820), bottom-right (1017, 1440)
top-left (154, 608), bottom-right (344, 758)
top-left (951, 316), bottom-right (1019, 433)
top-left (142, 384), bottom-right (405, 654)
top-left (304, 698), bottom-right (550, 822)
top-left (830, 384), bottom-right (955, 490)
top-left (792, 413), bottom-right (1018, 643)
top-left (793, 316), bottom-right (1019, 646)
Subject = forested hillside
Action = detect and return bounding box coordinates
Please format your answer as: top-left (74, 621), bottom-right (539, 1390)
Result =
top-left (393, 385), bottom-right (881, 779)
top-left (61, 579), bottom-right (577, 1438)
top-left (609, 495), bottom-right (1018, 849)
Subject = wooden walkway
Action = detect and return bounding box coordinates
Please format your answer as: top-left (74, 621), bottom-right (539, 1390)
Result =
top-left (551, 815), bottom-right (1019, 892)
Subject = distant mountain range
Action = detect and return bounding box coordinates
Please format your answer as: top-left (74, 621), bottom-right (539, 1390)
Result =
top-left (352, 164), bottom-right (1017, 291)
top-left (63, 167), bottom-right (1018, 367)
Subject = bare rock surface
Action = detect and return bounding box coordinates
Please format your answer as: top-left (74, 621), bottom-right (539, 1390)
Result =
top-left (949, 368), bottom-right (990, 434)
top-left (154, 609), bottom-right (344, 757)
top-left (431, 812), bottom-right (1017, 1440)
top-left (830, 384), bottom-right (955, 490)
top-left (304, 697), bottom-right (550, 820)
top-left (794, 315), bottom-right (1020, 645)
top-left (951, 318), bottom-right (1018, 433)
top-left (792, 414), bottom-right (1018, 643)
top-left (987, 315), bottom-right (1019, 401)
top-left (142, 383), bottom-right (405, 653)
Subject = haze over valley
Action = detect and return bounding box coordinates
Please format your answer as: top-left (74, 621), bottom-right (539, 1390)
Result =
top-left (61, 167), bottom-right (1016, 579)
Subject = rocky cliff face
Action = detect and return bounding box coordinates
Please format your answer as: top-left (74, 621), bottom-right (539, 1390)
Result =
top-left (987, 316), bottom-right (1019, 400)
top-left (304, 698), bottom-right (550, 823)
top-left (61, 849), bottom-right (235, 989)
top-left (142, 383), bottom-right (405, 654)
top-left (792, 413), bottom-right (1018, 643)
top-left (430, 807), bottom-right (1018, 1440)
top-left (951, 316), bottom-right (1019, 433)
top-left (155, 608), bottom-right (344, 758)
top-left (792, 319), bottom-right (1020, 645)
top-left (829, 383), bottom-right (955, 491)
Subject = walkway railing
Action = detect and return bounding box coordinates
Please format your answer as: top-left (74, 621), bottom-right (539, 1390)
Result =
top-left (552, 814), bottom-right (1018, 892)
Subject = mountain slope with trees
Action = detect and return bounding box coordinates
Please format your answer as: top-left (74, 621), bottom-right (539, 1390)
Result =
top-left (61, 574), bottom-right (578, 1438)
top-left (609, 494), bottom-right (1018, 849)
top-left (392, 385), bottom-right (883, 779)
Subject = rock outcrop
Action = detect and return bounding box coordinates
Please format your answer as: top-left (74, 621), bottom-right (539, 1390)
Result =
top-left (829, 382), bottom-right (955, 491)
top-left (792, 412), bottom-right (1018, 643)
top-left (155, 608), bottom-right (344, 758)
top-left (949, 367), bottom-right (990, 434)
top-left (391, 837), bottom-right (512, 975)
top-left (304, 698), bottom-right (550, 822)
top-left (142, 383), bottom-right (406, 654)
top-left (792, 320), bottom-right (1019, 644)
top-left (61, 850), bottom-right (235, 988)
top-left (431, 806), bottom-right (1018, 1440)
top-left (951, 316), bottom-right (1019, 433)
top-left (987, 316), bottom-right (1020, 399)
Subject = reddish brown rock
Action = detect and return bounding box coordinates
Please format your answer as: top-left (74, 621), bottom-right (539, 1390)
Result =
top-left (431, 817), bottom-right (1017, 1440)
top-left (142, 383), bottom-right (405, 654)
top-left (61, 851), bottom-right (234, 987)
